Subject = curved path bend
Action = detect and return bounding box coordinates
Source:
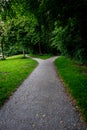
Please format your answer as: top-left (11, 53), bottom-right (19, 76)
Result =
top-left (0, 57), bottom-right (87, 130)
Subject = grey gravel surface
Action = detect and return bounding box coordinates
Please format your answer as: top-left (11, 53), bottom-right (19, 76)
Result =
top-left (0, 57), bottom-right (87, 130)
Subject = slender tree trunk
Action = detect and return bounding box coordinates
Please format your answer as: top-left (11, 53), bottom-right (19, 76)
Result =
top-left (38, 42), bottom-right (42, 55)
top-left (23, 49), bottom-right (26, 58)
top-left (38, 24), bottom-right (42, 55)
top-left (1, 43), bottom-right (5, 59)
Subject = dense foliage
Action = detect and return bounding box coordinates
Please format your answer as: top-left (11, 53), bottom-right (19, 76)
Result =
top-left (0, 0), bottom-right (87, 63)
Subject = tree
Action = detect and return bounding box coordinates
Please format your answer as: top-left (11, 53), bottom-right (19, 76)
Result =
top-left (0, 0), bottom-right (87, 63)
top-left (0, 20), bottom-right (7, 59)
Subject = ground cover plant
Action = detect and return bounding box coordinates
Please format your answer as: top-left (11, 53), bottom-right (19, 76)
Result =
top-left (55, 56), bottom-right (87, 122)
top-left (0, 55), bottom-right (38, 107)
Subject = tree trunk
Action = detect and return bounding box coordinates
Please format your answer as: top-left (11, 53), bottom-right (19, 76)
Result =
top-left (1, 43), bottom-right (5, 59)
top-left (38, 42), bottom-right (42, 55)
top-left (23, 49), bottom-right (26, 58)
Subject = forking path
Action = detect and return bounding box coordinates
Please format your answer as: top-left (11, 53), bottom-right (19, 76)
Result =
top-left (0, 56), bottom-right (87, 130)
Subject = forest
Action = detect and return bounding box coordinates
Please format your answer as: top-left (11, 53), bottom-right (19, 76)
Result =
top-left (0, 0), bottom-right (87, 64)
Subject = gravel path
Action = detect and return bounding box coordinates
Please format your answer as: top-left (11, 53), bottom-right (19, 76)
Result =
top-left (0, 57), bottom-right (87, 130)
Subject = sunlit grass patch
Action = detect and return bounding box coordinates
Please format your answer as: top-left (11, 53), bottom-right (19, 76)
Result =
top-left (0, 55), bottom-right (38, 107)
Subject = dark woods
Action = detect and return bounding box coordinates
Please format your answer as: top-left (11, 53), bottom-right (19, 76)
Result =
top-left (0, 0), bottom-right (87, 64)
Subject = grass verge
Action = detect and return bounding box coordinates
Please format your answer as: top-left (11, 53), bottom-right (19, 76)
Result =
top-left (29, 54), bottom-right (53, 59)
top-left (55, 56), bottom-right (87, 122)
top-left (0, 55), bottom-right (38, 107)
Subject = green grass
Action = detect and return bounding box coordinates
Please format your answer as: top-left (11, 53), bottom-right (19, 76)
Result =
top-left (55, 56), bottom-right (87, 122)
top-left (0, 55), bottom-right (38, 107)
top-left (29, 54), bottom-right (53, 59)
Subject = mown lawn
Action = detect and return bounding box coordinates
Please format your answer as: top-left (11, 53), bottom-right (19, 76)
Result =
top-left (55, 56), bottom-right (87, 122)
top-left (0, 55), bottom-right (38, 107)
top-left (29, 54), bottom-right (53, 59)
